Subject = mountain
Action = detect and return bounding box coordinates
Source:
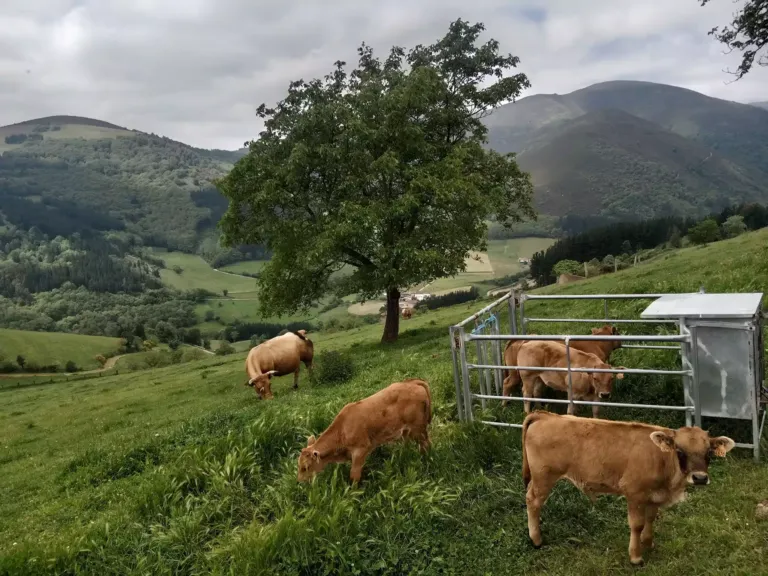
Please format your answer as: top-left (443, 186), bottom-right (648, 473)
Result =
top-left (486, 80), bottom-right (768, 219)
top-left (751, 101), bottom-right (768, 111)
top-left (514, 109), bottom-right (765, 219)
top-left (0, 116), bottom-right (239, 252)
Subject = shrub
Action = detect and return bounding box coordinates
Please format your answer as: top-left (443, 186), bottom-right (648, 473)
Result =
top-left (552, 259), bottom-right (582, 276)
top-left (65, 360), bottom-right (79, 373)
top-left (688, 218), bottom-right (721, 245)
top-left (313, 350), bottom-right (355, 385)
top-left (0, 361), bottom-right (17, 374)
top-left (416, 287), bottom-right (479, 311)
top-left (215, 341), bottom-right (235, 356)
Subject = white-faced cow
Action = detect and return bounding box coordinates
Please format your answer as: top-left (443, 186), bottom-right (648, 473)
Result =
top-left (297, 378), bottom-right (432, 483)
top-left (244, 330), bottom-right (314, 399)
top-left (522, 411), bottom-right (735, 565)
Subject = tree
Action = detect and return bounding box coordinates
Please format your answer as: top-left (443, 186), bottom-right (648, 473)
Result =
top-left (216, 19), bottom-right (535, 342)
top-left (620, 240), bottom-right (633, 254)
top-left (668, 226), bottom-right (682, 248)
top-left (701, 0), bottom-right (768, 79)
top-left (222, 289), bottom-right (228, 297)
top-left (722, 214), bottom-right (747, 238)
top-left (16, 355), bottom-right (26, 369)
top-left (688, 218), bottom-right (722, 244)
top-left (552, 259), bottom-right (582, 277)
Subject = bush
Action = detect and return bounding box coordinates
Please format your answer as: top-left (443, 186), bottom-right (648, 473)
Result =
top-left (0, 361), bottom-right (17, 374)
top-left (552, 259), bottom-right (582, 276)
top-left (688, 218), bottom-right (721, 245)
top-left (313, 350), bottom-right (355, 385)
top-left (65, 360), bottom-right (79, 373)
top-left (215, 341), bottom-right (235, 356)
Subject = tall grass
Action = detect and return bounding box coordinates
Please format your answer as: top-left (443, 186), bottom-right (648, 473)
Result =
top-left (2, 230), bottom-right (768, 575)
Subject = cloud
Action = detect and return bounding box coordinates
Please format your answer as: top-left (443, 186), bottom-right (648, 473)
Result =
top-left (0, 0), bottom-right (765, 149)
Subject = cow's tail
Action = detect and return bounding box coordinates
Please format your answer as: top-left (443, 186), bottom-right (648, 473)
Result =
top-left (413, 379), bottom-right (432, 424)
top-left (521, 411), bottom-right (541, 489)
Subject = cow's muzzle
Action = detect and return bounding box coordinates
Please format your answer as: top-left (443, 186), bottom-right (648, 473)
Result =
top-left (598, 392), bottom-right (611, 399)
top-left (691, 472), bottom-right (709, 486)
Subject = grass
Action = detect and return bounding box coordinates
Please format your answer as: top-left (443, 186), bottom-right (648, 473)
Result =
top-left (220, 261), bottom-right (268, 275)
top-left (154, 250), bottom-right (258, 294)
top-left (486, 237), bottom-right (556, 276)
top-left (0, 124), bottom-right (133, 152)
top-left (5, 233), bottom-right (766, 573)
top-left (0, 329), bottom-right (121, 372)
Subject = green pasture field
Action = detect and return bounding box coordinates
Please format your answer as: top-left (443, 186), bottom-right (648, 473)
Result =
top-left (0, 329), bottom-right (121, 372)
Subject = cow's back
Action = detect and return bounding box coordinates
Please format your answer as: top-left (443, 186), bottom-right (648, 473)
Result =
top-left (524, 412), bottom-right (674, 497)
top-left (251, 334), bottom-right (303, 374)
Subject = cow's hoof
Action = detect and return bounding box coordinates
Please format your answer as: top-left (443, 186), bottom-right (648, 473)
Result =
top-left (293, 385), bottom-right (299, 390)
top-left (630, 557), bottom-right (645, 567)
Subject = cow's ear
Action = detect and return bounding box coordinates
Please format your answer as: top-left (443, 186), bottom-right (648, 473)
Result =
top-left (615, 367), bottom-right (626, 380)
top-left (650, 431), bottom-right (676, 452)
top-left (591, 328), bottom-right (599, 335)
top-left (307, 435), bottom-right (316, 446)
top-left (312, 450), bottom-right (321, 461)
top-left (710, 436), bottom-right (736, 457)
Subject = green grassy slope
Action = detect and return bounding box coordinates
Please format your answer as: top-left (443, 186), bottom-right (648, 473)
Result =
top-left (2, 229), bottom-right (767, 574)
top-left (0, 329), bottom-right (121, 371)
top-left (157, 251), bottom-right (258, 294)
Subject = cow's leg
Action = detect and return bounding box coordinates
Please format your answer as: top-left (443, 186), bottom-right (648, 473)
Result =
top-left (522, 375), bottom-right (533, 414)
top-left (416, 428), bottom-right (431, 453)
top-left (591, 395), bottom-right (601, 419)
top-left (641, 504), bottom-right (659, 551)
top-left (627, 500), bottom-right (647, 565)
top-left (305, 360), bottom-right (314, 382)
top-left (293, 366), bottom-right (300, 389)
top-left (526, 475), bottom-right (557, 548)
top-left (533, 379), bottom-right (546, 410)
top-left (502, 370), bottom-right (521, 407)
top-left (349, 447), bottom-right (369, 484)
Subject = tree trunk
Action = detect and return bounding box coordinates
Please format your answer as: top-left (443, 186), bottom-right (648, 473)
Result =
top-left (381, 287), bottom-right (401, 343)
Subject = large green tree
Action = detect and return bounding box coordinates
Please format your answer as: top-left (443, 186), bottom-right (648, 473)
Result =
top-left (701, 0), bottom-right (767, 79)
top-left (216, 19), bottom-right (535, 342)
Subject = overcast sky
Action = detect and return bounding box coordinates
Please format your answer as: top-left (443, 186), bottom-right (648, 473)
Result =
top-left (1, 0), bottom-right (766, 150)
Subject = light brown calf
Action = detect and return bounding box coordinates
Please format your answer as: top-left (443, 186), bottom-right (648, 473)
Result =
top-left (516, 340), bottom-right (625, 418)
top-left (522, 411), bottom-right (735, 565)
top-left (244, 330), bottom-right (314, 399)
top-left (297, 378), bottom-right (432, 483)
top-left (402, 308), bottom-right (413, 319)
top-left (502, 325), bottom-right (622, 404)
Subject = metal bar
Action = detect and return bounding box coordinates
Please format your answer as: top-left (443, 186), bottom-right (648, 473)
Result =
top-left (455, 290), bottom-right (515, 328)
top-left (750, 326), bottom-right (760, 463)
top-left (524, 317), bottom-right (678, 325)
top-left (734, 442), bottom-right (756, 450)
top-left (523, 294), bottom-right (681, 301)
top-left (680, 319), bottom-right (693, 427)
top-left (520, 296), bottom-right (526, 335)
top-left (509, 290), bottom-right (517, 335)
top-left (565, 337), bottom-right (574, 414)
top-left (468, 334), bottom-right (689, 342)
top-left (458, 326), bottom-right (473, 422)
top-left (622, 344), bottom-right (681, 350)
top-left (467, 363), bottom-right (690, 376)
top-left (475, 321), bottom-right (487, 411)
top-left (480, 420), bottom-right (523, 429)
top-left (449, 327), bottom-right (464, 421)
top-left (472, 393), bottom-right (694, 412)
top-left (491, 317), bottom-right (503, 395)
top-left (690, 325), bottom-right (702, 428)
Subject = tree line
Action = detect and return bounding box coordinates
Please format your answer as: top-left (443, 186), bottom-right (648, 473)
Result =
top-left (530, 203), bottom-right (768, 285)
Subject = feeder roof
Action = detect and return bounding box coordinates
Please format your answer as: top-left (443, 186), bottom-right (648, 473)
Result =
top-left (640, 293), bottom-right (763, 319)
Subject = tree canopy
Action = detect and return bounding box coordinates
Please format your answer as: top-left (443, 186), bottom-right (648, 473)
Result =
top-left (702, 0), bottom-right (768, 79)
top-left (217, 19), bottom-right (535, 342)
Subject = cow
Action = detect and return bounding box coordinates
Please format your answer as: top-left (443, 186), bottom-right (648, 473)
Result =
top-left (297, 378), bottom-right (432, 483)
top-left (502, 325), bottom-right (621, 401)
top-left (402, 308), bottom-right (413, 320)
top-left (515, 340), bottom-right (626, 418)
top-left (244, 329), bottom-right (314, 400)
top-left (502, 325), bottom-right (622, 409)
top-left (522, 411), bottom-right (736, 565)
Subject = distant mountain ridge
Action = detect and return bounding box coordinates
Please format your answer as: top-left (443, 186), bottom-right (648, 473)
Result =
top-left (486, 80), bottom-right (768, 220)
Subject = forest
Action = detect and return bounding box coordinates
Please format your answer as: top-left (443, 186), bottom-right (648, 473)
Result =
top-left (530, 202), bottom-right (768, 284)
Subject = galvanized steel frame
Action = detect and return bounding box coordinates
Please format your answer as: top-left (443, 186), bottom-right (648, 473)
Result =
top-left (450, 290), bottom-right (766, 462)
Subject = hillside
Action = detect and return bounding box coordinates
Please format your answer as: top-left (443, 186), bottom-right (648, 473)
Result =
top-left (514, 109), bottom-right (766, 218)
top-left (0, 116), bottom-right (237, 252)
top-left (750, 101), bottom-right (768, 111)
top-left (486, 81), bottom-right (768, 219)
top-left (1, 229), bottom-right (767, 574)
top-left (0, 328), bottom-right (121, 372)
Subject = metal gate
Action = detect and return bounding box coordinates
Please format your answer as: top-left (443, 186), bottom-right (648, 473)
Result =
top-left (449, 290), bottom-right (767, 461)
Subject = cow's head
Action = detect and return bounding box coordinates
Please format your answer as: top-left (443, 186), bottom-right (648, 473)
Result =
top-left (591, 325), bottom-right (622, 350)
top-left (588, 361), bottom-right (625, 399)
top-left (246, 370), bottom-right (277, 400)
top-left (650, 427), bottom-right (735, 485)
top-left (297, 435), bottom-right (326, 482)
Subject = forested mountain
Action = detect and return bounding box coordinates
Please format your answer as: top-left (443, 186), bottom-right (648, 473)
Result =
top-left (486, 81), bottom-right (768, 220)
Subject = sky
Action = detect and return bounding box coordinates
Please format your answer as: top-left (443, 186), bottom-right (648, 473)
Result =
top-left (1, 0), bottom-right (766, 150)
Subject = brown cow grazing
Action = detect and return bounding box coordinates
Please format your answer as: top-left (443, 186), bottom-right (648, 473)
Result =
top-left (402, 308), bottom-right (413, 319)
top-left (244, 330), bottom-right (314, 400)
top-left (297, 378), bottom-right (432, 483)
top-left (522, 411), bottom-right (735, 565)
top-left (516, 341), bottom-right (626, 418)
top-left (502, 325), bottom-right (621, 404)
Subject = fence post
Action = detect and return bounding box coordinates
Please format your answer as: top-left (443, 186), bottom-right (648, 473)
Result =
top-left (475, 320), bottom-right (488, 411)
top-left (450, 326), bottom-right (465, 421)
top-left (520, 294), bottom-right (527, 335)
top-left (491, 315), bottom-right (503, 395)
top-left (508, 290), bottom-right (518, 335)
top-left (458, 326), bottom-right (473, 421)
top-left (565, 336), bottom-right (574, 415)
